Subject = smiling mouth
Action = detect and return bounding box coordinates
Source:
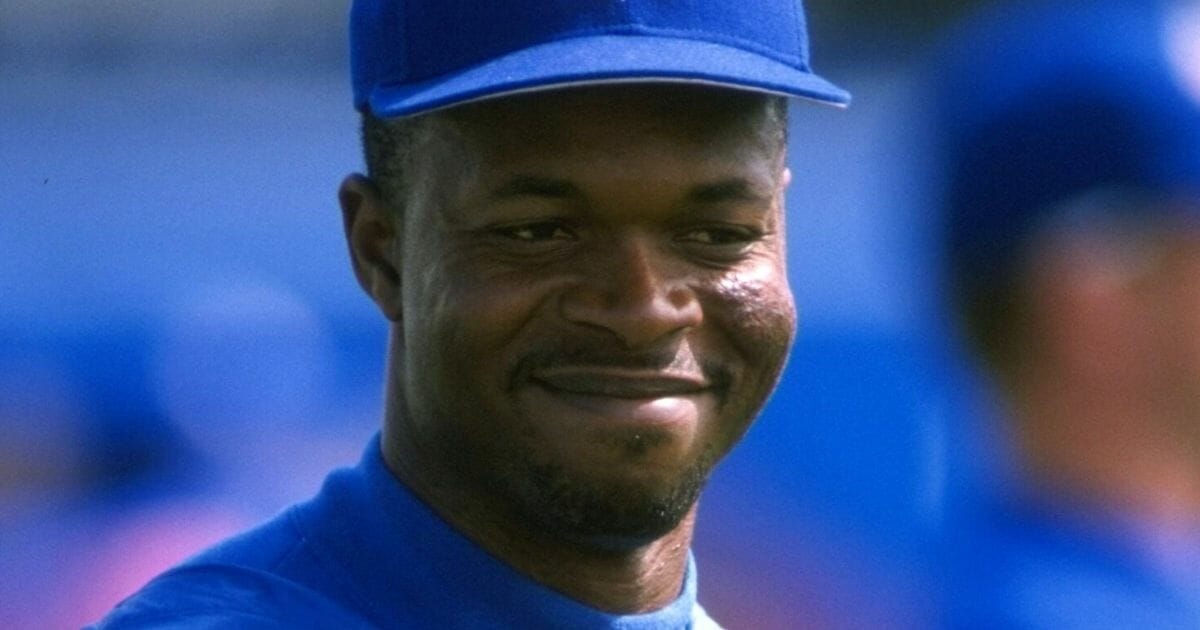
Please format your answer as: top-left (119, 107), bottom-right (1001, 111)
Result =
top-left (530, 369), bottom-right (710, 399)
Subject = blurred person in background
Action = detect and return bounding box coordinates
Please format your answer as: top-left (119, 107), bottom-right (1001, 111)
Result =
top-left (0, 280), bottom-right (367, 627)
top-left (929, 0), bottom-right (1200, 626)
top-left (90, 0), bottom-right (853, 627)
top-left (58, 279), bottom-right (370, 622)
top-left (149, 279), bottom-right (367, 519)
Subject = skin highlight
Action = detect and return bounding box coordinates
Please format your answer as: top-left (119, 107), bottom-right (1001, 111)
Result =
top-left (340, 84), bottom-right (795, 613)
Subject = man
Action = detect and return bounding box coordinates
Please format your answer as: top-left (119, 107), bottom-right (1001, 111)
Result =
top-left (930, 0), bottom-right (1200, 626)
top-left (92, 0), bottom-right (848, 627)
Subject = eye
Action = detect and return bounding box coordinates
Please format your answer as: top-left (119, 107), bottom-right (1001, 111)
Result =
top-left (493, 221), bottom-right (576, 242)
top-left (676, 225), bottom-right (762, 246)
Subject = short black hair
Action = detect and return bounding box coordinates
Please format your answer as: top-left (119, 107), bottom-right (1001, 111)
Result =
top-left (360, 111), bottom-right (438, 212)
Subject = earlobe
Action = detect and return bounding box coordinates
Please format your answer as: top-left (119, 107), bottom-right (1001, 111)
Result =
top-left (339, 174), bottom-right (404, 322)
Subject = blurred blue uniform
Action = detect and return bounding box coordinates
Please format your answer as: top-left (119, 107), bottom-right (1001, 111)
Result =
top-left (90, 435), bottom-right (720, 629)
top-left (944, 493), bottom-right (1200, 629)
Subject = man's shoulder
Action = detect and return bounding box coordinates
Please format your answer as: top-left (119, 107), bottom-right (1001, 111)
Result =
top-left (87, 561), bottom-right (375, 629)
top-left (90, 492), bottom-right (373, 628)
top-left (183, 506), bottom-right (310, 569)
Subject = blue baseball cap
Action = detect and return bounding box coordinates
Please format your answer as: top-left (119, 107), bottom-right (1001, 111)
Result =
top-left (350, 0), bottom-right (850, 118)
top-left (931, 0), bottom-right (1200, 288)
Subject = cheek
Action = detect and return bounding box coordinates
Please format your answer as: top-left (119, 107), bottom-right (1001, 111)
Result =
top-left (694, 264), bottom-right (794, 453)
top-left (406, 259), bottom-right (552, 386)
top-left (719, 263), bottom-right (796, 343)
top-left (708, 264), bottom-right (797, 377)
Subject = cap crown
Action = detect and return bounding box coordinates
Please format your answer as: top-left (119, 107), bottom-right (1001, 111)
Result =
top-left (350, 0), bottom-right (847, 116)
top-left (932, 0), bottom-right (1200, 285)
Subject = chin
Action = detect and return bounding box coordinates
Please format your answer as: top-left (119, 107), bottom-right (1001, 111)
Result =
top-left (506, 449), bottom-right (715, 547)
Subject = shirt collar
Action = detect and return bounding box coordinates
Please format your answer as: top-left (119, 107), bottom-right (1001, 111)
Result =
top-left (303, 433), bottom-right (707, 629)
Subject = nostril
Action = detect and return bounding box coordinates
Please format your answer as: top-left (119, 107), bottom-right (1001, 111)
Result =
top-left (559, 280), bottom-right (703, 348)
top-left (557, 236), bottom-right (703, 346)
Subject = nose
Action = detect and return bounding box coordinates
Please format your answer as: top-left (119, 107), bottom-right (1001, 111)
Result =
top-left (559, 235), bottom-right (703, 348)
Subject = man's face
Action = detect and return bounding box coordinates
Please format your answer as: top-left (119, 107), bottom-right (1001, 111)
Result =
top-left (394, 85), bottom-right (795, 543)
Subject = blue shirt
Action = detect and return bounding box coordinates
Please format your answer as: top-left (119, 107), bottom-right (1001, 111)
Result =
top-left (91, 435), bottom-right (721, 629)
top-left (942, 493), bottom-right (1200, 630)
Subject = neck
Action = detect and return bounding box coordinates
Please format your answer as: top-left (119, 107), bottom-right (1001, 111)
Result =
top-left (379, 376), bottom-right (694, 614)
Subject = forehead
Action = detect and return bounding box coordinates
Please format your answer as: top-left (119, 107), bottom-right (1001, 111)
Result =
top-left (432, 84), bottom-right (783, 171)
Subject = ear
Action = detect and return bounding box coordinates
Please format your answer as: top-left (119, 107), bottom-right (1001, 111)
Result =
top-left (773, 167), bottom-right (792, 229)
top-left (339, 174), bottom-right (404, 322)
top-left (778, 166), bottom-right (792, 194)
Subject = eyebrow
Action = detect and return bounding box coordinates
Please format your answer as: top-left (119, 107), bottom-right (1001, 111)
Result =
top-left (488, 176), bottom-right (581, 201)
top-left (685, 178), bottom-right (773, 204)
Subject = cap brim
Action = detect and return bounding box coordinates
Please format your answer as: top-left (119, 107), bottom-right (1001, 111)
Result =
top-left (366, 34), bottom-right (851, 117)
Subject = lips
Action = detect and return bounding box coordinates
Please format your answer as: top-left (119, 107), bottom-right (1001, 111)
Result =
top-left (530, 368), bottom-right (710, 399)
top-left (518, 366), bottom-right (718, 434)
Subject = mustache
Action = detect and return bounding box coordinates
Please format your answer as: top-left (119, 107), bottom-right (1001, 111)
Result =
top-left (507, 338), bottom-right (732, 392)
